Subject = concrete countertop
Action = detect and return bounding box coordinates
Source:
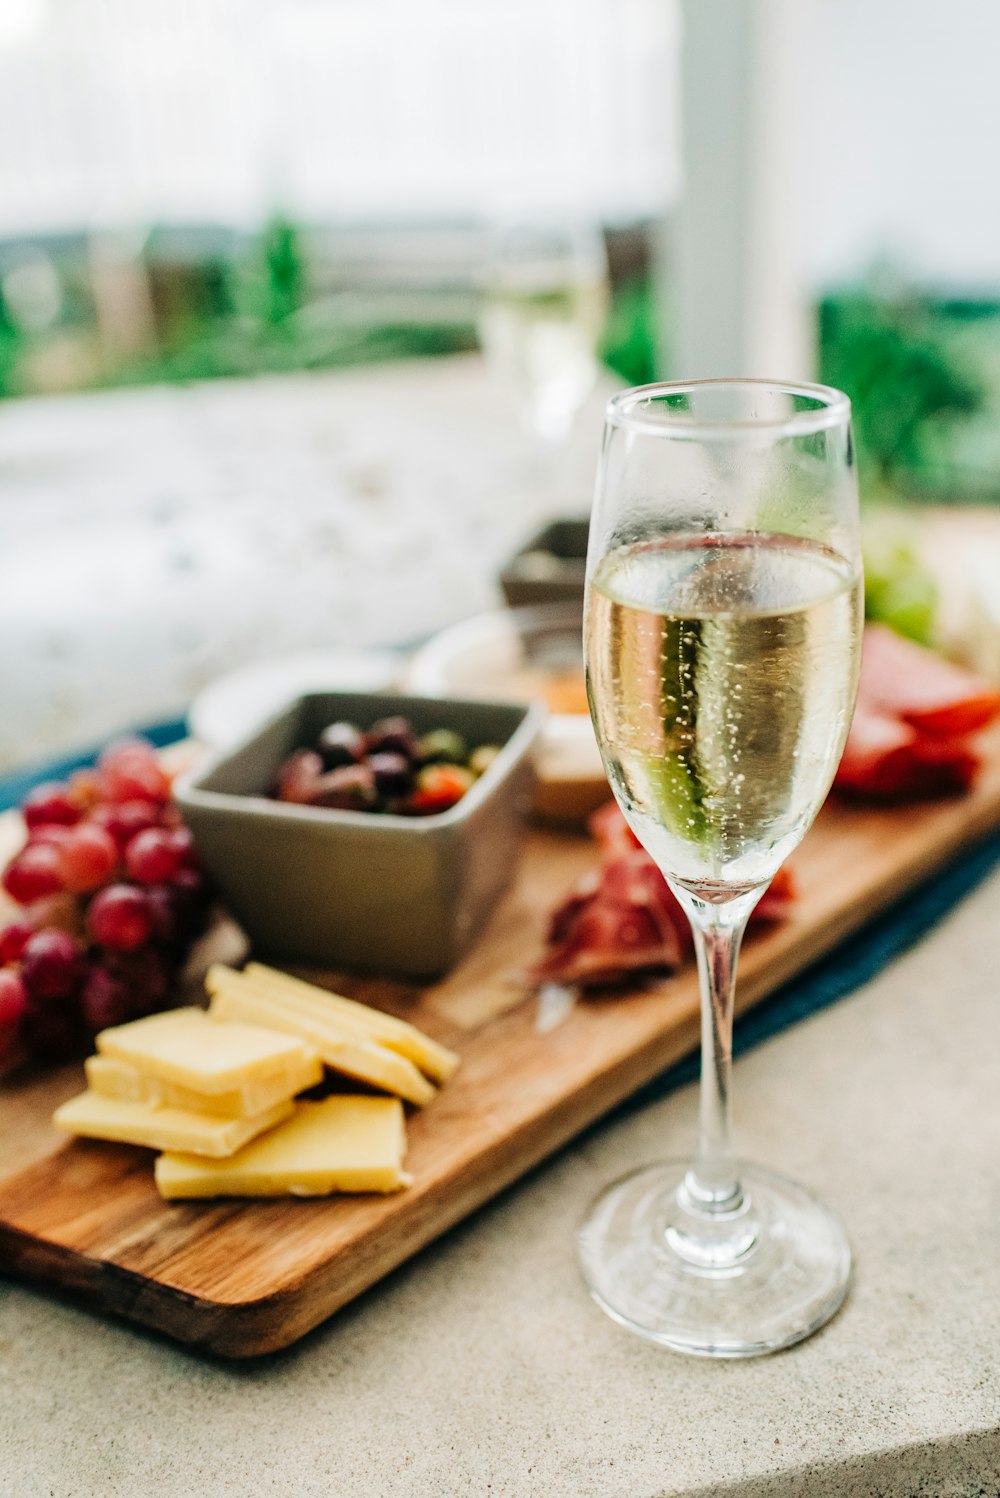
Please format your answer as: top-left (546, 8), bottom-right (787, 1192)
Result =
top-left (2, 858), bottom-right (1000, 1495)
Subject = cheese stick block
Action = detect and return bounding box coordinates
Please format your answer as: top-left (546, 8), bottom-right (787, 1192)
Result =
top-left (155, 1097), bottom-right (411, 1199)
top-left (95, 1007), bottom-right (317, 1096)
top-left (208, 987), bottom-right (435, 1107)
top-left (85, 1052), bottom-right (323, 1120)
top-left (208, 967), bottom-right (388, 1057)
top-left (54, 1090), bottom-right (294, 1158)
top-left (236, 963), bottom-right (460, 1083)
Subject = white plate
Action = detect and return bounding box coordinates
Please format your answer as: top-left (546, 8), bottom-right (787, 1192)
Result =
top-left (404, 603), bottom-right (584, 717)
top-left (404, 605), bottom-right (608, 822)
top-left (189, 649), bottom-right (399, 750)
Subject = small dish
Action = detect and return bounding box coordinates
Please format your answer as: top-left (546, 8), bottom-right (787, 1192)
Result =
top-left (404, 602), bottom-right (586, 717)
top-left (404, 604), bottom-right (609, 824)
top-left (175, 691), bottom-right (543, 980)
top-left (499, 518), bottom-right (589, 608)
top-left (188, 649), bottom-right (399, 751)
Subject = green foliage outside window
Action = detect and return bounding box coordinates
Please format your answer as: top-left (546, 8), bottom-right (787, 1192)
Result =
top-left (3, 223), bottom-right (998, 519)
top-left (819, 281), bottom-right (996, 503)
top-left (600, 271), bottom-right (657, 388)
top-left (0, 218), bottom-right (659, 402)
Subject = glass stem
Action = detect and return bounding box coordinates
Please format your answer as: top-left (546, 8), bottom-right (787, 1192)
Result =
top-left (678, 887), bottom-right (763, 1214)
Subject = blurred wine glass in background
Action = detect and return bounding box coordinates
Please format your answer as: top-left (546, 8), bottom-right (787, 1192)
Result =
top-left (476, 219), bottom-right (609, 450)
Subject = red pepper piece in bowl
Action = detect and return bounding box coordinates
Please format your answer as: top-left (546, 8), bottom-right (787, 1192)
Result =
top-left (405, 764), bottom-right (475, 816)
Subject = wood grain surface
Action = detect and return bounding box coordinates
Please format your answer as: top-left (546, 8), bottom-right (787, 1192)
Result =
top-left (2, 744), bottom-right (1000, 1358)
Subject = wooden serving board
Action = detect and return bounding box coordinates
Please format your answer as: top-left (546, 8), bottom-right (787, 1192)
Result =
top-left (3, 743), bottom-right (1000, 1358)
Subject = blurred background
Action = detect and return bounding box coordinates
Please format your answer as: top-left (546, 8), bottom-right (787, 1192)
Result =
top-left (2, 0), bottom-right (999, 774)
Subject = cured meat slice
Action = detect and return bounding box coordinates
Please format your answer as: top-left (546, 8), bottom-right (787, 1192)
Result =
top-left (589, 800), bottom-right (640, 857)
top-left (756, 862), bottom-right (796, 922)
top-left (858, 624), bottom-right (1000, 739)
top-left (589, 802), bottom-right (796, 920)
top-left (532, 803), bottom-right (795, 988)
top-left (836, 702), bottom-right (978, 799)
top-left (532, 849), bottom-right (688, 987)
top-left (834, 624), bottom-right (996, 800)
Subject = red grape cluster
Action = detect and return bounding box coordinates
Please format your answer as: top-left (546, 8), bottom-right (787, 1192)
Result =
top-left (0, 739), bottom-right (212, 1064)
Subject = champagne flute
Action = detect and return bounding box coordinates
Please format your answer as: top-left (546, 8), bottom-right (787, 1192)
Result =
top-left (579, 379), bottom-right (862, 1357)
top-left (476, 219), bottom-right (608, 448)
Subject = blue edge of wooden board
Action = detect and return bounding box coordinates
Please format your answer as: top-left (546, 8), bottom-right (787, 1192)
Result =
top-left (4, 717), bottom-right (999, 1116)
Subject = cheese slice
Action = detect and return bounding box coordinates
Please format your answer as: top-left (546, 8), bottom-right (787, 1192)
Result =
top-left (208, 987), bottom-right (436, 1107)
top-left (234, 963), bottom-right (460, 1083)
top-left (154, 1096), bottom-right (410, 1198)
top-left (95, 1007), bottom-right (317, 1096)
top-left (54, 1090), bottom-right (294, 1158)
top-left (84, 1051), bottom-right (323, 1119)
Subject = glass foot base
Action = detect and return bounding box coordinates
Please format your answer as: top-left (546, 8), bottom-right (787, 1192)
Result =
top-left (577, 1160), bottom-right (850, 1358)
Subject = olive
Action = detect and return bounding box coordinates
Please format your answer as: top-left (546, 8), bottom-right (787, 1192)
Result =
top-left (367, 751), bottom-right (413, 797)
top-left (468, 744), bottom-right (502, 778)
top-left (364, 715), bottom-right (418, 759)
top-left (311, 763), bottom-right (378, 812)
top-left (418, 728), bottom-right (468, 765)
top-left (274, 749), bottom-right (324, 803)
top-left (317, 721), bottom-right (365, 769)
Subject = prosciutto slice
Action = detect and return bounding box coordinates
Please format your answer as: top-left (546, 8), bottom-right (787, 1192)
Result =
top-left (531, 804), bottom-right (795, 989)
top-left (835, 701), bottom-right (979, 799)
top-left (856, 625), bottom-right (1000, 739)
top-left (835, 626), bottom-right (1000, 800)
top-left (532, 850), bottom-right (690, 987)
top-left (590, 800), bottom-right (796, 919)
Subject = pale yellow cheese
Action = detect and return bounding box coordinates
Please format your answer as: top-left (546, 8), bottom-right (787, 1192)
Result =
top-left (84, 1051), bottom-right (323, 1119)
top-left (208, 986), bottom-right (436, 1108)
top-left (54, 1090), bottom-right (294, 1157)
top-left (95, 1007), bottom-right (317, 1095)
top-left (154, 1096), bottom-right (410, 1198)
top-left (236, 962), bottom-right (460, 1083)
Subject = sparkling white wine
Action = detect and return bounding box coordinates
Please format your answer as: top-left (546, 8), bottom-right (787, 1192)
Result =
top-left (477, 270), bottom-right (606, 442)
top-left (586, 533), bottom-right (862, 893)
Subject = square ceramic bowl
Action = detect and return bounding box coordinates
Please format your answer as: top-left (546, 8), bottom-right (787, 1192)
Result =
top-left (175, 691), bottom-right (543, 980)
